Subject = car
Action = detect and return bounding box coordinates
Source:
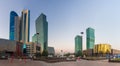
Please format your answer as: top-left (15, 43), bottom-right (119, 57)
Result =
top-left (0, 55), bottom-right (8, 59)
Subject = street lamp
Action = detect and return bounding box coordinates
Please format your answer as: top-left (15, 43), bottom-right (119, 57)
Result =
top-left (36, 33), bottom-right (40, 52)
top-left (80, 32), bottom-right (84, 35)
top-left (80, 32), bottom-right (84, 57)
top-left (36, 33), bottom-right (39, 45)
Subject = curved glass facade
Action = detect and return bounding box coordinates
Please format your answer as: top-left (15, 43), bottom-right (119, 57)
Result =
top-left (9, 11), bottom-right (18, 40)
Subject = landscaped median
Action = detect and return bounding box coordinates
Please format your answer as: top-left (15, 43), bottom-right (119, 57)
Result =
top-left (33, 57), bottom-right (76, 63)
top-left (109, 58), bottom-right (120, 63)
top-left (82, 57), bottom-right (106, 60)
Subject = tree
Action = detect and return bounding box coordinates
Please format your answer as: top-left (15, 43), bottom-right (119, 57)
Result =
top-left (75, 50), bottom-right (82, 57)
top-left (35, 52), bottom-right (41, 58)
top-left (64, 53), bottom-right (70, 57)
top-left (42, 50), bottom-right (48, 57)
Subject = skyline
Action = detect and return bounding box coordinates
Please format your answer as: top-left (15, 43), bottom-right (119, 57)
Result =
top-left (1, 0), bottom-right (120, 53)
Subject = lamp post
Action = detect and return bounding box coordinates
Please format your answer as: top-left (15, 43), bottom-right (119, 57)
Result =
top-left (36, 33), bottom-right (39, 45)
top-left (80, 32), bottom-right (84, 57)
top-left (36, 33), bottom-right (39, 52)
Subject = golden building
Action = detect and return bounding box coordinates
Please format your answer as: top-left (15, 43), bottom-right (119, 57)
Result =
top-left (94, 44), bottom-right (111, 54)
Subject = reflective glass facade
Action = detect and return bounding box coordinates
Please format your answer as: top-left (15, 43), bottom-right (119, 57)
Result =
top-left (9, 10), bottom-right (30, 54)
top-left (32, 34), bottom-right (37, 43)
top-left (75, 35), bottom-right (82, 54)
top-left (9, 11), bottom-right (18, 40)
top-left (36, 13), bottom-right (48, 52)
top-left (86, 27), bottom-right (95, 49)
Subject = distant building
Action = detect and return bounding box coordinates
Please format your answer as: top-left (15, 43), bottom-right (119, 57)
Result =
top-left (48, 47), bottom-right (55, 57)
top-left (75, 35), bottom-right (82, 56)
top-left (35, 13), bottom-right (48, 52)
top-left (0, 38), bottom-right (23, 56)
top-left (111, 49), bottom-right (120, 55)
top-left (0, 38), bottom-right (16, 52)
top-left (86, 27), bottom-right (95, 49)
top-left (82, 49), bottom-right (93, 56)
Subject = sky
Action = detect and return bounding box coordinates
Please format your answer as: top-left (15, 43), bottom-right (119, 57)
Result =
top-left (0, 0), bottom-right (120, 53)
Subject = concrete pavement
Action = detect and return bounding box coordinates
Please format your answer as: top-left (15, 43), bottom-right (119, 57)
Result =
top-left (0, 59), bottom-right (120, 66)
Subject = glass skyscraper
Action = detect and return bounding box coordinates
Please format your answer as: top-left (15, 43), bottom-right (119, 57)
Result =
top-left (75, 35), bottom-right (82, 55)
top-left (86, 27), bottom-right (95, 49)
top-left (32, 34), bottom-right (37, 43)
top-left (36, 13), bottom-right (48, 53)
top-left (9, 10), bottom-right (30, 54)
top-left (9, 11), bottom-right (18, 40)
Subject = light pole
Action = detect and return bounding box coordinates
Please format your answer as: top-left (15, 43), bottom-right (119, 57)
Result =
top-left (80, 32), bottom-right (84, 57)
top-left (36, 33), bottom-right (40, 52)
top-left (35, 32), bottom-right (42, 58)
top-left (36, 33), bottom-right (39, 45)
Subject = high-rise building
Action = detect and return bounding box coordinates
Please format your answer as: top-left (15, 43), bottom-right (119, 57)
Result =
top-left (9, 11), bottom-right (19, 40)
top-left (14, 16), bottom-right (20, 41)
top-left (86, 27), bottom-right (95, 49)
top-left (20, 10), bottom-right (30, 45)
top-left (9, 10), bottom-right (30, 55)
top-left (36, 13), bottom-right (48, 53)
top-left (32, 34), bottom-right (37, 43)
top-left (75, 35), bottom-right (82, 55)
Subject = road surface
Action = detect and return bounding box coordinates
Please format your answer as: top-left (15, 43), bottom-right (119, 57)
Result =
top-left (0, 59), bottom-right (120, 66)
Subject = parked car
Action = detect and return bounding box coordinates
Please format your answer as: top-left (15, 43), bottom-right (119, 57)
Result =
top-left (0, 55), bottom-right (8, 59)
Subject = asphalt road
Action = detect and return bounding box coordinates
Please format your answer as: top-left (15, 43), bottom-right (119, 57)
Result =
top-left (0, 59), bottom-right (120, 66)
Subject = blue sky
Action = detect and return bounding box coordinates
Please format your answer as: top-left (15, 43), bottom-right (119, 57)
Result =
top-left (0, 0), bottom-right (120, 53)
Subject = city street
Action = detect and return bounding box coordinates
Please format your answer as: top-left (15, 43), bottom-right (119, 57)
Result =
top-left (0, 59), bottom-right (120, 66)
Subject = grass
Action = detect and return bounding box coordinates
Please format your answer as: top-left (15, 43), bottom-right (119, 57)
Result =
top-left (110, 58), bottom-right (120, 61)
top-left (83, 57), bottom-right (106, 60)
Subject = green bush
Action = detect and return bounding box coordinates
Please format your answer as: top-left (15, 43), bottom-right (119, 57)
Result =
top-left (35, 52), bottom-right (41, 57)
top-left (75, 50), bottom-right (82, 57)
top-left (42, 50), bottom-right (48, 57)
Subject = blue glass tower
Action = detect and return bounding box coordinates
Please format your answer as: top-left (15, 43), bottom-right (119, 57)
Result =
top-left (9, 11), bottom-right (18, 40)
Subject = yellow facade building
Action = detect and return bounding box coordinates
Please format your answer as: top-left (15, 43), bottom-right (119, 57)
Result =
top-left (94, 44), bottom-right (111, 54)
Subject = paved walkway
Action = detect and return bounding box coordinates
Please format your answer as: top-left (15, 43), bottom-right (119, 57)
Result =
top-left (0, 59), bottom-right (120, 66)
